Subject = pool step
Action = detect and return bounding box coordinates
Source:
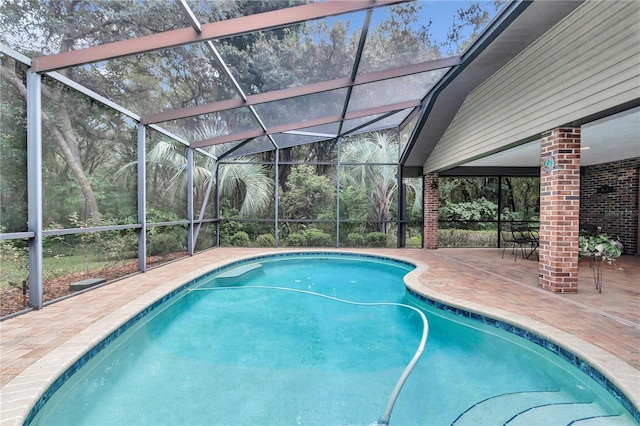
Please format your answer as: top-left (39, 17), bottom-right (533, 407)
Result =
top-left (452, 391), bottom-right (626, 425)
top-left (570, 414), bottom-right (633, 425)
top-left (506, 401), bottom-right (615, 425)
top-left (214, 263), bottom-right (263, 285)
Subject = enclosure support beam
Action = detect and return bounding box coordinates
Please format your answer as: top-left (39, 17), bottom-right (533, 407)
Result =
top-left (193, 161), bottom-right (216, 249)
top-left (26, 70), bottom-right (43, 309)
top-left (398, 169), bottom-right (406, 248)
top-left (215, 163), bottom-right (221, 247)
top-left (335, 138), bottom-right (342, 247)
top-left (137, 124), bottom-right (147, 272)
top-left (31, 0), bottom-right (408, 72)
top-left (190, 100), bottom-right (420, 148)
top-left (187, 148), bottom-right (194, 255)
top-left (274, 149), bottom-right (280, 248)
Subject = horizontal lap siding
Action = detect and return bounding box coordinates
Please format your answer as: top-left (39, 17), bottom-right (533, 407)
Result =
top-left (424, 1), bottom-right (640, 172)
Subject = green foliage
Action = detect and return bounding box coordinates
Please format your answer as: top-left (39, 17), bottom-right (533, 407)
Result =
top-left (0, 237), bottom-right (29, 287)
top-left (0, 0), bottom-right (503, 257)
top-left (346, 233), bottom-right (365, 247)
top-left (194, 225), bottom-right (217, 252)
top-left (146, 213), bottom-right (186, 257)
top-left (341, 132), bottom-right (398, 233)
top-left (579, 233), bottom-right (621, 264)
top-left (286, 232), bottom-right (307, 247)
top-left (366, 232), bottom-right (389, 247)
top-left (220, 219), bottom-right (244, 246)
top-left (242, 222), bottom-right (274, 240)
top-left (439, 197), bottom-right (498, 229)
top-left (439, 177), bottom-right (498, 205)
top-left (407, 236), bottom-right (422, 248)
top-left (255, 233), bottom-right (275, 247)
top-left (338, 184), bottom-right (369, 221)
top-left (145, 208), bottom-right (182, 224)
top-left (440, 176), bottom-right (539, 224)
top-left (500, 177), bottom-right (540, 222)
top-left (218, 160), bottom-right (274, 218)
top-left (147, 233), bottom-right (184, 257)
top-left (438, 229), bottom-right (497, 248)
top-left (228, 231), bottom-right (250, 247)
top-left (280, 165), bottom-right (335, 220)
top-left (303, 228), bottom-right (332, 247)
top-left (46, 213), bottom-right (137, 272)
top-left (0, 70), bottom-right (28, 232)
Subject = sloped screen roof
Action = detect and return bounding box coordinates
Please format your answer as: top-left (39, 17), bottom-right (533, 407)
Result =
top-left (1, 0), bottom-right (505, 159)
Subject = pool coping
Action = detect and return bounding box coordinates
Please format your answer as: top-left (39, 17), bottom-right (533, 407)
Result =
top-left (401, 259), bottom-right (640, 422)
top-left (1, 249), bottom-right (638, 424)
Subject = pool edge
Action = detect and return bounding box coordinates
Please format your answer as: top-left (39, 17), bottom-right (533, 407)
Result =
top-left (402, 263), bottom-right (640, 422)
top-left (2, 249), bottom-right (638, 425)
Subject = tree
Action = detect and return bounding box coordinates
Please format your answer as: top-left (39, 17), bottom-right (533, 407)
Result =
top-left (0, 57), bottom-right (28, 232)
top-left (341, 131), bottom-right (399, 233)
top-left (1, 0), bottom-right (502, 228)
top-left (117, 121), bottom-right (274, 219)
top-left (218, 161), bottom-right (274, 218)
top-left (280, 164), bottom-right (335, 220)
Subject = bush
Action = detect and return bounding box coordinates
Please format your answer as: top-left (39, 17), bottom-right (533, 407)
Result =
top-left (407, 236), bottom-right (422, 248)
top-left (148, 233), bottom-right (184, 257)
top-left (255, 233), bottom-right (275, 247)
top-left (303, 228), bottom-right (332, 246)
top-left (366, 232), bottom-right (389, 247)
top-left (286, 232), bottom-right (306, 247)
top-left (228, 231), bottom-right (250, 247)
top-left (347, 233), bottom-right (365, 247)
top-left (438, 229), bottom-right (496, 247)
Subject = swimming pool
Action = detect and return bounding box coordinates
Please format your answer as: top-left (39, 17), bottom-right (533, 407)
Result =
top-left (27, 253), bottom-right (637, 425)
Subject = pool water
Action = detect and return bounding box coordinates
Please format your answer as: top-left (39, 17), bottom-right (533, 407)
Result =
top-left (29, 254), bottom-right (635, 425)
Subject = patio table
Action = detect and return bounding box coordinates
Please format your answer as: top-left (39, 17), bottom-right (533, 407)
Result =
top-left (511, 226), bottom-right (539, 259)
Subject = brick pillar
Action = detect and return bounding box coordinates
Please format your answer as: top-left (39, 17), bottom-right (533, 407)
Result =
top-left (423, 172), bottom-right (439, 249)
top-left (538, 127), bottom-right (581, 293)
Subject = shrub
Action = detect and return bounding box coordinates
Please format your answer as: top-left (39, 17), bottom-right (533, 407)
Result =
top-left (438, 229), bottom-right (496, 247)
top-left (366, 232), bottom-right (389, 247)
top-left (255, 233), bottom-right (275, 247)
top-left (148, 233), bottom-right (184, 257)
top-left (347, 233), bottom-right (365, 247)
top-left (286, 232), bottom-right (306, 247)
top-left (407, 236), bottom-right (422, 248)
top-left (229, 231), bottom-right (250, 247)
top-left (303, 228), bottom-right (332, 246)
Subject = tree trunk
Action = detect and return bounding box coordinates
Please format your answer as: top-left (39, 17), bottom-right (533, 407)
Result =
top-left (45, 115), bottom-right (102, 221)
top-left (0, 63), bottom-right (102, 222)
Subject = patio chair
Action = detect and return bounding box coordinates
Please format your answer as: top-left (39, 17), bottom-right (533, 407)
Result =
top-left (511, 224), bottom-right (539, 260)
top-left (500, 225), bottom-right (518, 260)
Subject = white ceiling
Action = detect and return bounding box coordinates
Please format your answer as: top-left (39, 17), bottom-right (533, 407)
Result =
top-left (462, 107), bottom-right (640, 167)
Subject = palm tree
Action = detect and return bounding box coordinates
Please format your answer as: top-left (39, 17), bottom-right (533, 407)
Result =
top-left (341, 131), bottom-right (400, 233)
top-left (116, 122), bottom-right (273, 219)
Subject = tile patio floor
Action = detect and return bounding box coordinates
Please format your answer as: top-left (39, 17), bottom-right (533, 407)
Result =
top-left (1, 247), bottom-right (639, 424)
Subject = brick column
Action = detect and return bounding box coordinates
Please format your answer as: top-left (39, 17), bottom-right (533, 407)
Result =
top-left (538, 127), bottom-right (581, 293)
top-left (423, 172), bottom-right (439, 249)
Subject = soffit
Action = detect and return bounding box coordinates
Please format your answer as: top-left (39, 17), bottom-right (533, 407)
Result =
top-left (401, 0), bottom-right (585, 168)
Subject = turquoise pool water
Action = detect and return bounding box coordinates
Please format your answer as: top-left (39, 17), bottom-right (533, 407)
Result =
top-left (29, 254), bottom-right (636, 425)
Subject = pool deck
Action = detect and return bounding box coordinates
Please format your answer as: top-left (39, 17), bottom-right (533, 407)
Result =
top-left (1, 247), bottom-right (639, 424)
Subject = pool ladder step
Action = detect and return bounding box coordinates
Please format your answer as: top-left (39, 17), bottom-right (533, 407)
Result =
top-left (452, 391), bottom-right (628, 425)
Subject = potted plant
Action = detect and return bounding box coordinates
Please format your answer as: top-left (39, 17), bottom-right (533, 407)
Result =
top-left (579, 233), bottom-right (622, 264)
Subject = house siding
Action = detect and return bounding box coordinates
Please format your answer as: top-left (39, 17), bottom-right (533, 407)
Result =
top-left (424, 0), bottom-right (640, 172)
